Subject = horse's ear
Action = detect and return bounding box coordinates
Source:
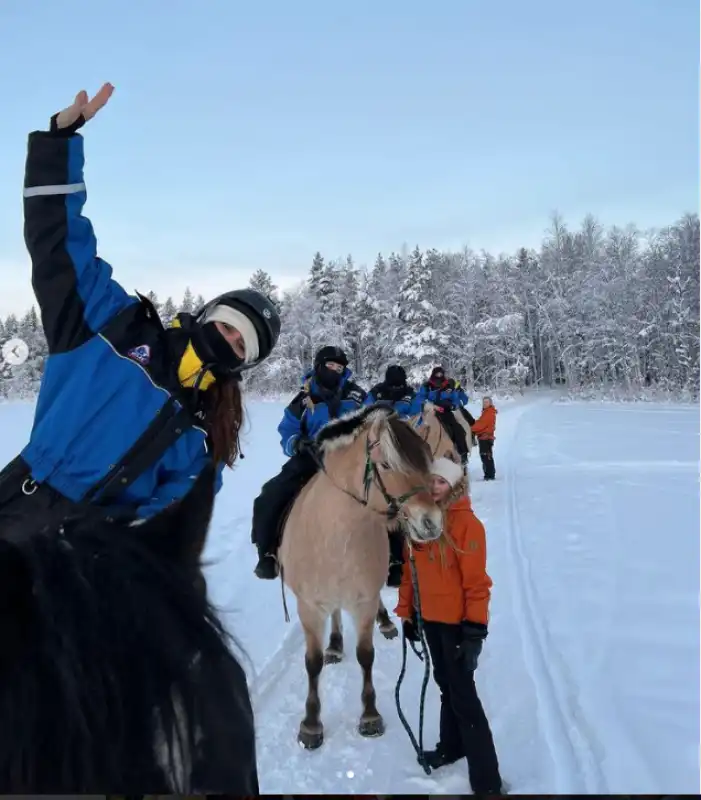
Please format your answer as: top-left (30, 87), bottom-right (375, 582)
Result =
top-left (139, 461), bottom-right (218, 564)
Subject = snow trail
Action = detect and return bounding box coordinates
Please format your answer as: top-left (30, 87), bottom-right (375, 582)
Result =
top-left (0, 394), bottom-right (697, 794)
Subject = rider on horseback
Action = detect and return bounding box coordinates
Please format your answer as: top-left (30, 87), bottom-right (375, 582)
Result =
top-left (366, 365), bottom-right (422, 418)
top-left (417, 366), bottom-right (473, 467)
top-left (251, 345), bottom-right (367, 579)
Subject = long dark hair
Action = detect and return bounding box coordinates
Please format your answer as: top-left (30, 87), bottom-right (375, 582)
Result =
top-left (204, 379), bottom-right (244, 467)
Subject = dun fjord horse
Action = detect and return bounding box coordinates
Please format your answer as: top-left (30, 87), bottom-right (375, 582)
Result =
top-left (374, 401), bottom-right (470, 638)
top-left (278, 404), bottom-right (442, 749)
top-left (0, 463), bottom-right (257, 794)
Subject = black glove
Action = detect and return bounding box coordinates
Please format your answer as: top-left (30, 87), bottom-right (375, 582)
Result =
top-left (455, 621), bottom-right (488, 670)
top-left (402, 617), bottom-right (420, 643)
top-left (295, 438), bottom-right (318, 460)
top-left (49, 111), bottom-right (86, 137)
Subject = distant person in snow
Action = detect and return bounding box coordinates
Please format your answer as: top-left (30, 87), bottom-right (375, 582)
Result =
top-left (470, 397), bottom-right (497, 480)
top-left (366, 365), bottom-right (423, 419)
top-left (395, 457), bottom-right (503, 795)
top-left (417, 366), bottom-right (472, 466)
top-left (250, 345), bottom-right (367, 579)
top-left (0, 85), bottom-right (280, 542)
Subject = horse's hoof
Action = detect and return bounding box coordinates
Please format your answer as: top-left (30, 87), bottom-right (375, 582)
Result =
top-left (358, 715), bottom-right (385, 738)
top-left (298, 725), bottom-right (324, 750)
top-left (379, 624), bottom-right (398, 640)
top-left (324, 649), bottom-right (343, 664)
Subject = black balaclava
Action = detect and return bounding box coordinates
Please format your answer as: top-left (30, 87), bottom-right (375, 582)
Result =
top-left (314, 345), bottom-right (348, 391)
top-left (385, 365), bottom-right (407, 387)
top-left (429, 366), bottom-right (446, 386)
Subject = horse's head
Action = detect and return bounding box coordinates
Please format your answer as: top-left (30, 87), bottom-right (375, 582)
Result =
top-left (412, 402), bottom-right (461, 463)
top-left (317, 404), bottom-right (442, 543)
top-left (0, 462), bottom-right (255, 792)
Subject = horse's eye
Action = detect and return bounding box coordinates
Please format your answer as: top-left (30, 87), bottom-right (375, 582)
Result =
top-left (380, 461), bottom-right (390, 470)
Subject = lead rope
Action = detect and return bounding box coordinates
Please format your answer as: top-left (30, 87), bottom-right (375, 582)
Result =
top-left (394, 543), bottom-right (432, 775)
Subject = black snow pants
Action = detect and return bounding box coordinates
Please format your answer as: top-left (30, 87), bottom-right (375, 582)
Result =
top-left (251, 451), bottom-right (318, 556)
top-left (423, 621), bottom-right (502, 794)
top-left (478, 439), bottom-right (496, 480)
top-left (437, 410), bottom-right (469, 463)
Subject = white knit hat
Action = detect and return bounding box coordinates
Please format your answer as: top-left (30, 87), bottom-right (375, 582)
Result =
top-left (430, 457), bottom-right (463, 487)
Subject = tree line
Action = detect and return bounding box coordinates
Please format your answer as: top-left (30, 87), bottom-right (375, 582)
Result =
top-left (0, 211), bottom-right (698, 400)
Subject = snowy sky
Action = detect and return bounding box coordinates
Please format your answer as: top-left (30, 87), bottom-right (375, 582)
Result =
top-left (0, 0), bottom-right (697, 317)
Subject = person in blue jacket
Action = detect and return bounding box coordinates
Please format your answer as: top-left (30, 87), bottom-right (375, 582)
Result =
top-left (417, 365), bottom-right (473, 466)
top-left (251, 345), bottom-right (366, 579)
top-left (0, 84), bottom-right (280, 542)
top-left (366, 365), bottom-right (423, 419)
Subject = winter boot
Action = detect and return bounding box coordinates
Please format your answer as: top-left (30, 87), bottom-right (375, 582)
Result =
top-left (254, 552), bottom-right (279, 580)
top-left (419, 744), bottom-right (463, 770)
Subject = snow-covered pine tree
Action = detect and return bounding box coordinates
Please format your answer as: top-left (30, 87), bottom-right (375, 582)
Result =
top-left (180, 287), bottom-right (195, 314)
top-left (395, 245), bottom-right (449, 380)
top-left (160, 297), bottom-right (178, 326)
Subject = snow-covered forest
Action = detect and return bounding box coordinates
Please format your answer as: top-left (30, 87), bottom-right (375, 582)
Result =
top-left (1, 212), bottom-right (698, 400)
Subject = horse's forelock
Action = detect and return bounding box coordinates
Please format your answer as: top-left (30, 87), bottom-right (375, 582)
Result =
top-left (381, 415), bottom-right (432, 475)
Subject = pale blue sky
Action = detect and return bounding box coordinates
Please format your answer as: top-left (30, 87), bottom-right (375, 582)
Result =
top-left (0, 0), bottom-right (697, 315)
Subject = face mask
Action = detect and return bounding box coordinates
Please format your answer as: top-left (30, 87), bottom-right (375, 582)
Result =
top-left (316, 365), bottom-right (343, 389)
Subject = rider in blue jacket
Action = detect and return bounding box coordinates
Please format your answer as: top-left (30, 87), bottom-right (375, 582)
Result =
top-left (366, 365), bottom-right (422, 419)
top-left (417, 366), bottom-right (473, 465)
top-left (251, 345), bottom-right (366, 579)
top-left (0, 84), bottom-right (280, 541)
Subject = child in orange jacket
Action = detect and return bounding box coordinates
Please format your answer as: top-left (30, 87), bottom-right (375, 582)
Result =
top-left (395, 457), bottom-right (503, 795)
top-left (470, 396), bottom-right (497, 480)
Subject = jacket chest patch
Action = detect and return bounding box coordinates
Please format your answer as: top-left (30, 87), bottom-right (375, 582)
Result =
top-left (347, 389), bottom-right (364, 403)
top-left (127, 344), bottom-right (151, 365)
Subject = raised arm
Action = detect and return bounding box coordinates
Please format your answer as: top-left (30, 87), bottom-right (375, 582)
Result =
top-left (23, 84), bottom-right (134, 353)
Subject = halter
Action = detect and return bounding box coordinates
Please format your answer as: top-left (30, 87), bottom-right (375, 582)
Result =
top-left (312, 435), bottom-right (427, 520)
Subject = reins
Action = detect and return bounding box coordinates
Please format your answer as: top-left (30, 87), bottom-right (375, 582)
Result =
top-left (394, 541), bottom-right (433, 775)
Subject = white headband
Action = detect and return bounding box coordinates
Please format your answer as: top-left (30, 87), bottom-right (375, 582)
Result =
top-left (430, 457), bottom-right (463, 487)
top-left (203, 304), bottom-right (260, 364)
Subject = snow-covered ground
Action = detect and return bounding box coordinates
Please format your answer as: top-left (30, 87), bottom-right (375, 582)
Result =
top-left (0, 393), bottom-right (698, 794)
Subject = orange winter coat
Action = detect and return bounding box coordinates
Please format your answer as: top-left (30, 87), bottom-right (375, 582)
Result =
top-left (471, 405), bottom-right (497, 440)
top-left (394, 495), bottom-right (492, 625)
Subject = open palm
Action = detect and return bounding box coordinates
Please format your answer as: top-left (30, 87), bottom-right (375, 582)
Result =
top-left (55, 83), bottom-right (114, 130)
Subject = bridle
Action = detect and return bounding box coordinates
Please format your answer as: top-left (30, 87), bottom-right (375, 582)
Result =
top-left (310, 433), bottom-right (428, 521)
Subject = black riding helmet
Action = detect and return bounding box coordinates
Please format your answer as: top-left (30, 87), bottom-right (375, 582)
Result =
top-left (177, 288), bottom-right (281, 378)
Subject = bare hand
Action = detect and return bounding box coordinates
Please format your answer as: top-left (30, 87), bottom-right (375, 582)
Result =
top-left (54, 83), bottom-right (115, 130)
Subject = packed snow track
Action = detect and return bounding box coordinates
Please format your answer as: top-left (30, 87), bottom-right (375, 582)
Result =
top-left (0, 394), bottom-right (697, 794)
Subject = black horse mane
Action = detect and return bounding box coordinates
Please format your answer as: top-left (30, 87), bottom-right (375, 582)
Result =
top-left (316, 402), bottom-right (394, 451)
top-left (0, 464), bottom-right (257, 793)
top-left (316, 402), bottom-right (432, 475)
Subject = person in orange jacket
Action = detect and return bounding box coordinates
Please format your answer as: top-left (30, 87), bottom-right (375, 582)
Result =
top-left (395, 457), bottom-right (503, 795)
top-left (470, 396), bottom-right (497, 480)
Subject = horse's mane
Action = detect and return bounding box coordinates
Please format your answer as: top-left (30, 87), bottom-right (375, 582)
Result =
top-left (0, 504), bottom-right (251, 792)
top-left (316, 403), bottom-right (393, 453)
top-left (316, 403), bottom-right (431, 476)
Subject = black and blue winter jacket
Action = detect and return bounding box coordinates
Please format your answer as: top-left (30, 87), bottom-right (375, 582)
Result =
top-left (18, 130), bottom-right (224, 518)
top-left (277, 369), bottom-right (367, 457)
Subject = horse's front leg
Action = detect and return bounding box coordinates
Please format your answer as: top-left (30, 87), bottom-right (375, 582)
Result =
top-left (324, 608), bottom-right (344, 663)
top-left (376, 598), bottom-right (398, 640)
top-left (354, 599), bottom-right (385, 738)
top-left (297, 601), bottom-right (326, 749)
